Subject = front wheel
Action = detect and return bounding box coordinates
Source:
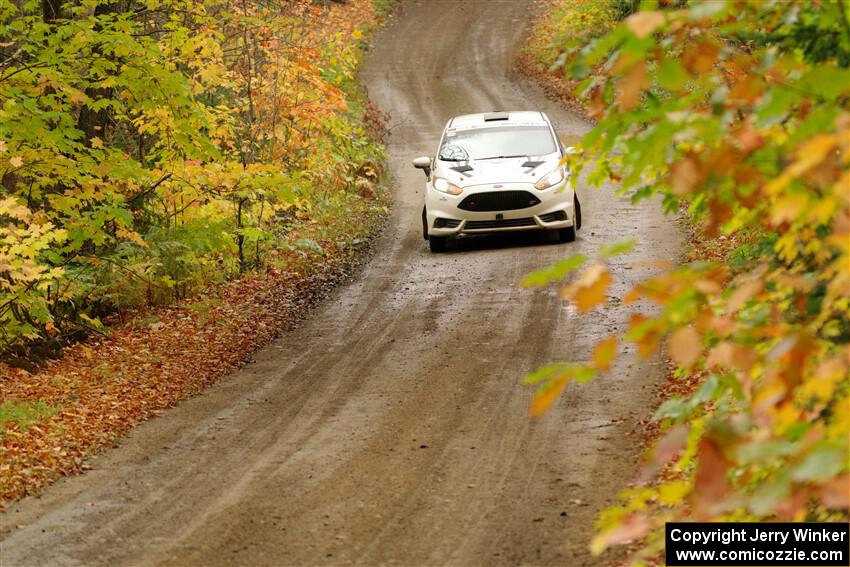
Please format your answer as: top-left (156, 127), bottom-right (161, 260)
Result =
top-left (422, 207), bottom-right (429, 240)
top-left (429, 236), bottom-right (448, 252)
top-left (574, 194), bottom-right (582, 231)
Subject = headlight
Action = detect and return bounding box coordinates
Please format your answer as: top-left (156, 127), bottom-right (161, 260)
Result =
top-left (533, 168), bottom-right (566, 190)
top-left (432, 177), bottom-right (463, 195)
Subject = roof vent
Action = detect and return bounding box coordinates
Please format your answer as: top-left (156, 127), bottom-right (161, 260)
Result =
top-left (483, 112), bottom-right (510, 122)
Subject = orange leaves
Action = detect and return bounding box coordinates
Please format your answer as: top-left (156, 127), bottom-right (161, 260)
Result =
top-left (682, 40), bottom-right (719, 75)
top-left (590, 513), bottom-right (652, 556)
top-left (652, 425), bottom-right (689, 468)
top-left (0, 187), bottom-right (388, 504)
top-left (588, 84), bottom-right (606, 118)
top-left (616, 59), bottom-right (648, 112)
top-left (726, 276), bottom-right (764, 312)
top-left (669, 153), bottom-right (704, 196)
top-left (819, 474), bottom-right (850, 509)
top-left (765, 134), bottom-right (838, 197)
top-left (668, 327), bottom-right (702, 369)
top-left (734, 120), bottom-right (765, 155)
top-left (116, 228), bottom-right (148, 248)
top-left (771, 194), bottom-right (810, 226)
top-left (726, 75), bottom-right (763, 105)
top-left (625, 10), bottom-right (665, 38)
top-left (526, 362), bottom-right (597, 416)
top-left (628, 313), bottom-right (662, 359)
top-left (706, 341), bottom-right (757, 373)
top-left (592, 336), bottom-right (618, 371)
top-left (524, 0), bottom-right (850, 557)
top-left (692, 437), bottom-right (732, 516)
top-left (530, 376), bottom-right (569, 417)
top-left (791, 134), bottom-right (840, 178)
top-left (562, 264), bottom-right (611, 313)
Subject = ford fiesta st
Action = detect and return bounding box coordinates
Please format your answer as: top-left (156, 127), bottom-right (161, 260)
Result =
top-left (412, 111), bottom-right (581, 252)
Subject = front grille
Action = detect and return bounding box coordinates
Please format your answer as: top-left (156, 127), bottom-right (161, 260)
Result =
top-left (434, 218), bottom-right (461, 228)
top-left (458, 190), bottom-right (541, 212)
top-left (465, 217), bottom-right (536, 230)
top-left (539, 210), bottom-right (567, 222)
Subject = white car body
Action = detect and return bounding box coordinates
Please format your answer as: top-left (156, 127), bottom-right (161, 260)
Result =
top-left (413, 111), bottom-right (580, 252)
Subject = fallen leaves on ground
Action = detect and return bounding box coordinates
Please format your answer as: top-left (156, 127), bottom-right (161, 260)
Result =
top-left (0, 196), bottom-right (388, 506)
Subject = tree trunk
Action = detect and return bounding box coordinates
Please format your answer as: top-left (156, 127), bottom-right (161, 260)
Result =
top-left (76, 2), bottom-right (116, 145)
top-left (42, 0), bottom-right (62, 23)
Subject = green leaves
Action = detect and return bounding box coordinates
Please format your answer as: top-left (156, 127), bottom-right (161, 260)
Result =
top-left (525, 362), bottom-right (597, 417)
top-left (0, 0), bottom-right (387, 349)
top-left (656, 59), bottom-right (688, 91)
top-left (521, 254), bottom-right (586, 287)
top-left (599, 238), bottom-right (635, 259)
top-left (523, 0), bottom-right (850, 557)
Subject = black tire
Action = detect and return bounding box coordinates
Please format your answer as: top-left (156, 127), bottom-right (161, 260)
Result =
top-left (557, 226), bottom-right (576, 243)
top-left (429, 236), bottom-right (447, 252)
top-left (574, 194), bottom-right (582, 231)
top-left (422, 207), bottom-right (429, 240)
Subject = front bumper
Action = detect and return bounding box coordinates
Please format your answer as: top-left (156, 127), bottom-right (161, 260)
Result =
top-left (425, 181), bottom-right (574, 237)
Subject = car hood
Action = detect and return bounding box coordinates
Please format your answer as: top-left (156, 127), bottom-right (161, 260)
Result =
top-left (431, 153), bottom-right (561, 188)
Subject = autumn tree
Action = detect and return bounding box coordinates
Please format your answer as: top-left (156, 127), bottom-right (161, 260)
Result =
top-left (524, 0), bottom-right (849, 562)
top-left (0, 0), bottom-right (382, 355)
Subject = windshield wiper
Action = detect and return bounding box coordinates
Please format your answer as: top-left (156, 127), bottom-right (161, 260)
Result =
top-left (476, 154), bottom-right (527, 161)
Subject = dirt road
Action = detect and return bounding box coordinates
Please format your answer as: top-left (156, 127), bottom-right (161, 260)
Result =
top-left (0, 1), bottom-right (680, 565)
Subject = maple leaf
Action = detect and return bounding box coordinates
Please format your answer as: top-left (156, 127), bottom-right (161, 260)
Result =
top-left (9, 156), bottom-right (23, 168)
top-left (530, 375), bottom-right (568, 417)
top-left (617, 60), bottom-right (648, 112)
top-left (116, 228), bottom-right (149, 248)
top-left (668, 327), bottom-right (702, 368)
top-left (726, 278), bottom-right (763, 311)
top-left (592, 336), bottom-right (618, 371)
top-left (692, 437), bottom-right (732, 516)
top-left (669, 154), bottom-right (703, 196)
top-left (562, 264), bottom-right (612, 313)
top-left (591, 513), bottom-right (651, 556)
top-left (652, 425), bottom-right (689, 467)
top-left (682, 40), bottom-right (719, 75)
top-left (625, 11), bottom-right (664, 38)
top-left (819, 474), bottom-right (850, 509)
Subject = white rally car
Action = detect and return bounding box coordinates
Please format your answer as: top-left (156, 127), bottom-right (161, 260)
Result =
top-left (412, 111), bottom-right (581, 252)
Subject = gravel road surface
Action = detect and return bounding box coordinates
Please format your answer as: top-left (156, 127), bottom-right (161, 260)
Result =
top-left (0, 1), bottom-right (680, 565)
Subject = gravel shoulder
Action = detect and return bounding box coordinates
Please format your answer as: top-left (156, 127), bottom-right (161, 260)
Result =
top-left (0, 1), bottom-right (680, 565)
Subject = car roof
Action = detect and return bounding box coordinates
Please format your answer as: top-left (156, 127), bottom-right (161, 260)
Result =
top-left (447, 111), bottom-right (549, 130)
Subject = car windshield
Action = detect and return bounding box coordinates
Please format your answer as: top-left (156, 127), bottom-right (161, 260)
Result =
top-left (438, 125), bottom-right (556, 161)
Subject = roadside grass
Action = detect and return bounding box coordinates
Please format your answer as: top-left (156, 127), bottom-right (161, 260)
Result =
top-left (0, 401), bottom-right (59, 436)
top-left (372, 0), bottom-right (394, 20)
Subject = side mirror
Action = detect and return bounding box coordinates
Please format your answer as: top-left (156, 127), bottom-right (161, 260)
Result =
top-left (412, 156), bottom-right (432, 178)
top-left (564, 146), bottom-right (582, 156)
